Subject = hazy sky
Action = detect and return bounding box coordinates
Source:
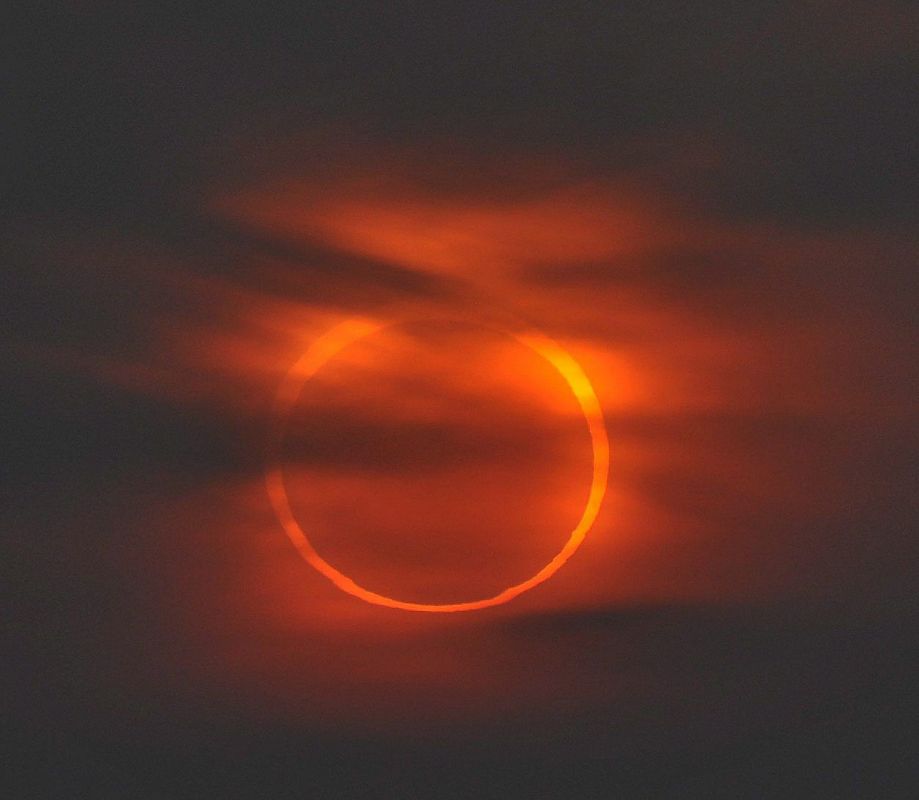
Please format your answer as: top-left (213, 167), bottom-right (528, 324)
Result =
top-left (4, 3), bottom-right (918, 797)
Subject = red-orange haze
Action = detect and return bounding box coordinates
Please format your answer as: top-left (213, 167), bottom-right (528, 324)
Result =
top-left (39, 145), bottom-right (884, 727)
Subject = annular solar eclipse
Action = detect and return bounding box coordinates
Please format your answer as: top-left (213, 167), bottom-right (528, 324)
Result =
top-left (266, 318), bottom-right (609, 612)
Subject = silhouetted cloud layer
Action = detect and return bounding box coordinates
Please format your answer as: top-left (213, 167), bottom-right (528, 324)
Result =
top-left (3, 3), bottom-right (917, 796)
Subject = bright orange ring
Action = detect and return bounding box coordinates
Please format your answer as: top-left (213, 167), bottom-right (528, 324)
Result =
top-left (266, 318), bottom-right (609, 612)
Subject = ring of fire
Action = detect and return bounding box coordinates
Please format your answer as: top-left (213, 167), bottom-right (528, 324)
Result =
top-left (265, 318), bottom-right (610, 612)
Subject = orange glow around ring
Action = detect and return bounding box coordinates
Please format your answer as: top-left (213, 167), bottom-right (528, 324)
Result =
top-left (265, 318), bottom-right (610, 612)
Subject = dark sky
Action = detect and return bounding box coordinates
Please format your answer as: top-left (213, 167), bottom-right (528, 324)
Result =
top-left (3, 3), bottom-right (919, 798)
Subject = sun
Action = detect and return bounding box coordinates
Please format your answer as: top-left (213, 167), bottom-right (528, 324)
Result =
top-left (265, 318), bottom-right (609, 612)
